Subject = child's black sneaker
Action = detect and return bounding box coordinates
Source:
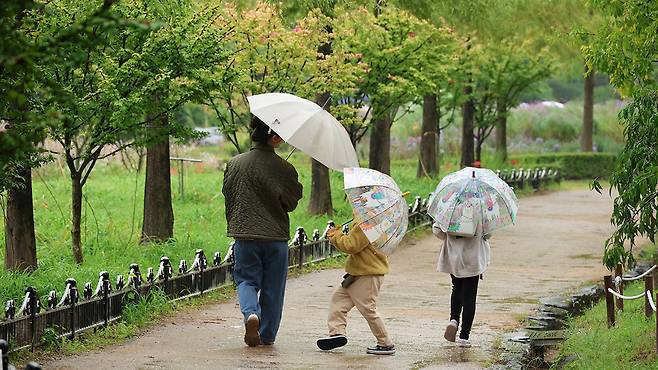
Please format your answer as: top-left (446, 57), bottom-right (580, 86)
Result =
top-left (317, 334), bottom-right (348, 350)
top-left (366, 344), bottom-right (395, 355)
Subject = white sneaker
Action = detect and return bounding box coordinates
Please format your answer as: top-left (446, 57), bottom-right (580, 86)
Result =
top-left (444, 319), bottom-right (458, 342)
top-left (456, 338), bottom-right (471, 348)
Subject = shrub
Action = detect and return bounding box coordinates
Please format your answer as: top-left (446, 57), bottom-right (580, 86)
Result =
top-left (511, 152), bottom-right (616, 179)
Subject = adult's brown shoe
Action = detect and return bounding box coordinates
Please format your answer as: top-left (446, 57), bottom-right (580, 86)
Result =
top-left (244, 314), bottom-right (261, 347)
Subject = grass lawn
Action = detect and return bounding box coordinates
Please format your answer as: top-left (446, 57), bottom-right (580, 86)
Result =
top-left (0, 154), bottom-right (440, 302)
top-left (555, 280), bottom-right (658, 369)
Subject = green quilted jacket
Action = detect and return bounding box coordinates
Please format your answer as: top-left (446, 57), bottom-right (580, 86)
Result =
top-left (222, 143), bottom-right (303, 241)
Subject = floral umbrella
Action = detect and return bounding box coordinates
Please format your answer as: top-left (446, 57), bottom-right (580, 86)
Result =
top-left (427, 167), bottom-right (518, 236)
top-left (344, 167), bottom-right (408, 255)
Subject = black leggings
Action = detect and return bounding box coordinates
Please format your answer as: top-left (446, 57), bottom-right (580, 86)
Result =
top-left (450, 274), bottom-right (480, 340)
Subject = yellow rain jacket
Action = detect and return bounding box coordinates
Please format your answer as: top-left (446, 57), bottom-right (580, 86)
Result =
top-left (328, 224), bottom-right (389, 276)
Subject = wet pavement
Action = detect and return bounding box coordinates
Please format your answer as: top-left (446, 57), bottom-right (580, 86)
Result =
top-left (46, 189), bottom-right (612, 369)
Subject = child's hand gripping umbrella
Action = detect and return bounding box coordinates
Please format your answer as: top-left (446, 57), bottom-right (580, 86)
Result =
top-left (342, 167), bottom-right (409, 255)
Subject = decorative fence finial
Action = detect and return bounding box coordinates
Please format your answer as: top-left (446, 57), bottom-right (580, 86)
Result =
top-left (5, 300), bottom-right (15, 320)
top-left (146, 267), bottom-right (154, 284)
top-left (19, 287), bottom-right (39, 317)
top-left (58, 278), bottom-right (78, 307)
top-left (115, 275), bottom-right (124, 291)
top-left (47, 291), bottom-right (57, 310)
top-left (191, 250), bottom-right (207, 272)
top-left (293, 227), bottom-right (307, 247)
top-left (83, 282), bottom-right (93, 300)
top-left (178, 260), bottom-right (188, 274)
top-left (157, 257), bottom-right (172, 280)
top-left (94, 271), bottom-right (111, 297)
top-left (128, 264), bottom-right (142, 289)
top-left (323, 220), bottom-right (335, 239)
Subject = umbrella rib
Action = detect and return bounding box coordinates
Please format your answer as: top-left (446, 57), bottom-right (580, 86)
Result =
top-left (353, 195), bottom-right (404, 226)
top-left (479, 181), bottom-right (516, 233)
top-left (476, 181), bottom-right (487, 236)
top-left (377, 215), bottom-right (404, 252)
top-left (481, 181), bottom-right (517, 224)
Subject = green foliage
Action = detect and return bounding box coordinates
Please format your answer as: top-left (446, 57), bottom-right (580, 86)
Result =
top-left (511, 152), bottom-right (616, 179)
top-left (556, 281), bottom-right (658, 369)
top-left (469, 40), bottom-right (554, 155)
top-left (331, 4), bottom-right (458, 140)
top-left (200, 2), bottom-right (362, 153)
top-left (579, 0), bottom-right (658, 268)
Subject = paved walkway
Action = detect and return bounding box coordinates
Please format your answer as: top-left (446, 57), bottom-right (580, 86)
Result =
top-left (46, 189), bottom-right (612, 369)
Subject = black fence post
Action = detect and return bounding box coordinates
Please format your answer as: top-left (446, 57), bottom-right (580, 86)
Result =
top-left (604, 274), bottom-right (615, 328)
top-left (69, 284), bottom-right (77, 340)
top-left (1, 338), bottom-right (11, 370)
top-left (295, 227), bottom-right (306, 268)
top-left (101, 272), bottom-right (110, 328)
top-left (25, 287), bottom-right (37, 352)
top-left (193, 249), bottom-right (207, 296)
top-left (159, 257), bottom-right (172, 297)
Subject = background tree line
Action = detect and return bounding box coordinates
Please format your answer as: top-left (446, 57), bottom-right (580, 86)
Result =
top-left (0, 0), bottom-right (614, 271)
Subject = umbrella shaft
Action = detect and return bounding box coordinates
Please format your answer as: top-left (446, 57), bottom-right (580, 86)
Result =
top-left (285, 147), bottom-right (296, 161)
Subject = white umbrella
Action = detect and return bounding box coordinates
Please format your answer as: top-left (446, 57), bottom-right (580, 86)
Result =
top-left (247, 93), bottom-right (358, 171)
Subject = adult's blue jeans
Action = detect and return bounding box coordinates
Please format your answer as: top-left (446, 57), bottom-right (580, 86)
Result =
top-left (233, 239), bottom-right (288, 343)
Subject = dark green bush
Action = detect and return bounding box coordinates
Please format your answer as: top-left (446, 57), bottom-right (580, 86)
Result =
top-left (511, 152), bottom-right (616, 179)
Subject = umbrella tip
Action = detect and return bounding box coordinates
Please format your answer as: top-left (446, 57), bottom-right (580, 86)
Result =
top-left (402, 191), bottom-right (411, 198)
top-left (472, 170), bottom-right (476, 178)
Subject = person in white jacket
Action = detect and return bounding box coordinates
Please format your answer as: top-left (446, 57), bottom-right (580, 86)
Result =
top-left (432, 222), bottom-right (491, 348)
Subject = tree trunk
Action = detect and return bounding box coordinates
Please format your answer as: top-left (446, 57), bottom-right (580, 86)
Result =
top-left (308, 90), bottom-right (334, 216)
top-left (582, 64), bottom-right (594, 152)
top-left (369, 111), bottom-right (391, 175)
top-left (475, 132), bottom-right (483, 163)
top-left (71, 173), bottom-right (84, 264)
top-left (461, 84), bottom-right (475, 168)
top-left (4, 165), bottom-right (37, 271)
top-left (495, 103), bottom-right (508, 163)
top-left (417, 94), bottom-right (438, 178)
top-left (141, 107), bottom-right (174, 243)
top-left (308, 158), bottom-right (333, 215)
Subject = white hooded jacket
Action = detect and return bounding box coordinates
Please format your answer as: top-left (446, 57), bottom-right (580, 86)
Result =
top-left (432, 222), bottom-right (491, 278)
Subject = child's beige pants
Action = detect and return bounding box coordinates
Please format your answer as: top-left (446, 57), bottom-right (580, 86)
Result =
top-left (327, 275), bottom-right (393, 346)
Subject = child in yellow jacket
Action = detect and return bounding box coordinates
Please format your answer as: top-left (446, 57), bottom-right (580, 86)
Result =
top-left (316, 223), bottom-right (395, 355)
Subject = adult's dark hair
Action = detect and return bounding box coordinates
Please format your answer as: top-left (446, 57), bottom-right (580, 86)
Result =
top-left (250, 115), bottom-right (276, 144)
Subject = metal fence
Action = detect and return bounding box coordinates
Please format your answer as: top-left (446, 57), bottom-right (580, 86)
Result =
top-left (0, 167), bottom-right (556, 353)
top-left (0, 238), bottom-right (330, 353)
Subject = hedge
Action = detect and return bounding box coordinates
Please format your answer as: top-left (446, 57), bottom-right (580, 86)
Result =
top-left (510, 152), bottom-right (616, 180)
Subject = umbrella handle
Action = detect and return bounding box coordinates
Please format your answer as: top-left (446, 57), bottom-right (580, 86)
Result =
top-left (341, 218), bottom-right (353, 227)
top-left (285, 147), bottom-right (297, 161)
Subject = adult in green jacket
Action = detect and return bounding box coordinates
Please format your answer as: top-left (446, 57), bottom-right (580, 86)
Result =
top-left (222, 116), bottom-right (303, 347)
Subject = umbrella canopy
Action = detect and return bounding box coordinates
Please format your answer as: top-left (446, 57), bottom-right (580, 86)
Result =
top-left (344, 167), bottom-right (408, 255)
top-left (247, 93), bottom-right (358, 171)
top-left (427, 167), bottom-right (518, 236)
